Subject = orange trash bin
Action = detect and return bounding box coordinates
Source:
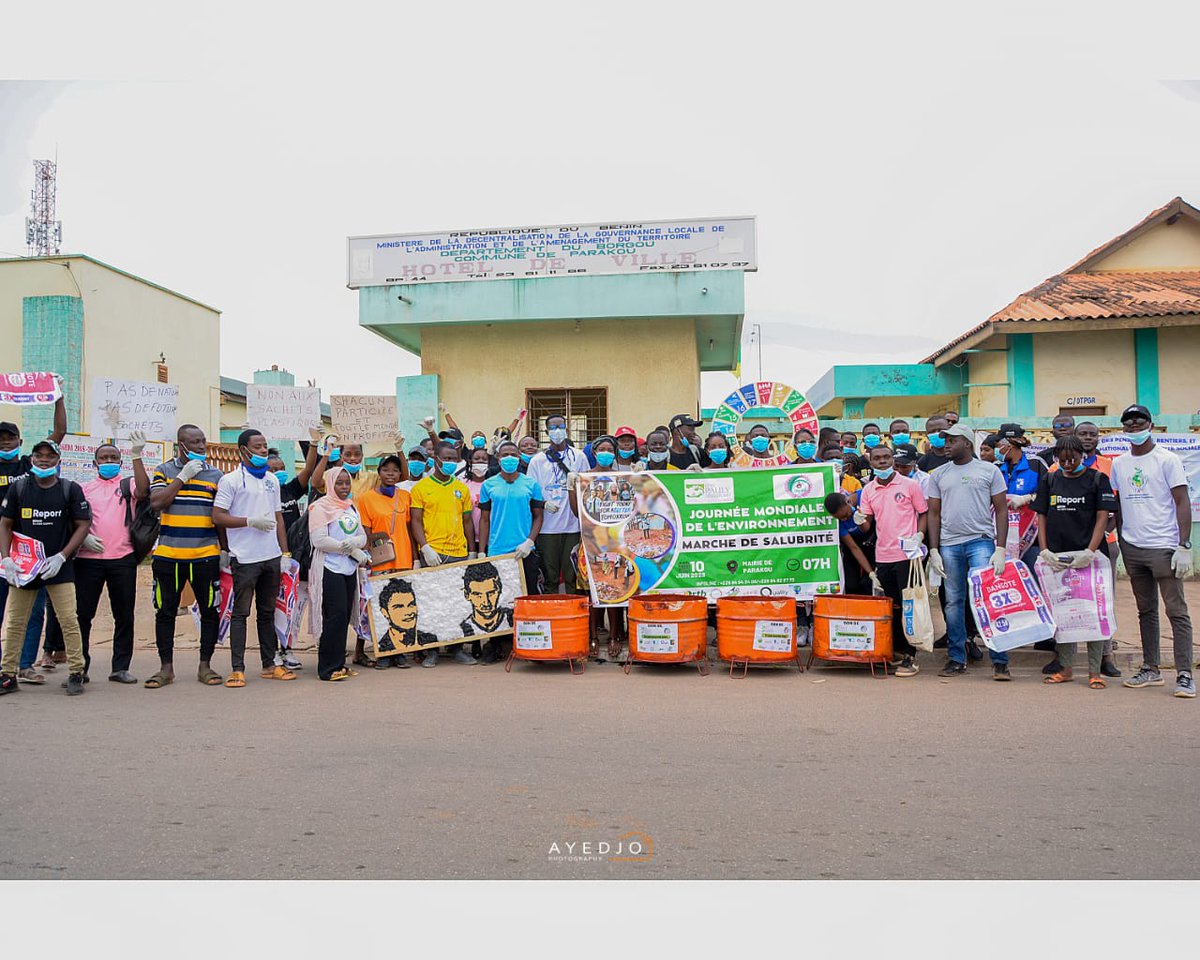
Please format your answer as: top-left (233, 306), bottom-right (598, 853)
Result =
top-left (716, 596), bottom-right (800, 677)
top-left (626, 594), bottom-right (709, 675)
top-left (508, 594), bottom-right (591, 674)
top-left (810, 594), bottom-right (894, 677)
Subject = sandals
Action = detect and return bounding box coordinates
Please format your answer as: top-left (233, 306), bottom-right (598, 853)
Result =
top-left (260, 665), bottom-right (296, 681)
top-left (36, 653), bottom-right (57, 671)
top-left (1088, 675), bottom-right (1107, 689)
top-left (351, 653), bottom-right (376, 668)
top-left (143, 671), bottom-right (174, 689)
top-left (197, 666), bottom-right (223, 686)
top-left (224, 671), bottom-right (246, 688)
top-left (1043, 670), bottom-right (1074, 684)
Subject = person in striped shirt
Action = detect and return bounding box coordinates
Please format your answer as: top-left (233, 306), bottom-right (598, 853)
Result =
top-left (144, 424), bottom-right (227, 690)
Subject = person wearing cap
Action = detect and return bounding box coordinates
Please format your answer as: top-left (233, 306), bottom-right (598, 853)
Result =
top-left (995, 423), bottom-right (1048, 572)
top-left (527, 415), bottom-right (589, 595)
top-left (0, 439), bottom-right (93, 697)
top-left (917, 415), bottom-right (952, 473)
top-left (613, 426), bottom-right (643, 469)
top-left (358, 453), bottom-right (415, 668)
top-left (704, 432), bottom-right (734, 470)
top-left (1038, 413), bottom-right (1076, 467)
top-left (1111, 405), bottom-right (1195, 698)
top-left (893, 443), bottom-right (931, 494)
top-left (668, 414), bottom-right (709, 471)
top-left (926, 423), bottom-right (1012, 679)
top-left (399, 447), bottom-right (429, 492)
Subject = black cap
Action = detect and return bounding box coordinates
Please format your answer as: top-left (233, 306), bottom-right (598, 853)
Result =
top-left (407, 447), bottom-right (428, 459)
top-left (668, 414), bottom-right (702, 433)
top-left (378, 454), bottom-right (404, 471)
top-left (0, 421), bottom-right (19, 438)
top-left (892, 443), bottom-right (919, 465)
top-left (31, 439), bottom-right (60, 455)
top-left (438, 428), bottom-right (464, 442)
top-left (1120, 404), bottom-right (1153, 423)
top-left (997, 423), bottom-right (1026, 441)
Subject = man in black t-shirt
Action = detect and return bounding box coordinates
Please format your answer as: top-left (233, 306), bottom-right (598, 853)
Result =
top-left (667, 414), bottom-right (710, 471)
top-left (0, 440), bottom-right (92, 695)
top-left (916, 415), bottom-right (952, 473)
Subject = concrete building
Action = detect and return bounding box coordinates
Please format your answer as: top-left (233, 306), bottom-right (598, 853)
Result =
top-left (0, 254), bottom-right (221, 438)
top-left (808, 197), bottom-right (1200, 432)
top-left (349, 218), bottom-right (751, 440)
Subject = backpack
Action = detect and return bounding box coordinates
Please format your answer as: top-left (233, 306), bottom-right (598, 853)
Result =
top-left (120, 477), bottom-right (161, 562)
top-left (286, 507), bottom-right (312, 576)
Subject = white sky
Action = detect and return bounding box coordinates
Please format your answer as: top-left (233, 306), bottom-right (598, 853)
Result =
top-left (3, 3), bottom-right (1199, 413)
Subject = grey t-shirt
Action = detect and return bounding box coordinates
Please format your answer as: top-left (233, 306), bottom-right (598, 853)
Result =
top-left (926, 458), bottom-right (1007, 546)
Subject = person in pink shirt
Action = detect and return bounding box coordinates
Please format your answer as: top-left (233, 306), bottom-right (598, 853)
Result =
top-left (76, 432), bottom-right (150, 683)
top-left (856, 443), bottom-right (928, 677)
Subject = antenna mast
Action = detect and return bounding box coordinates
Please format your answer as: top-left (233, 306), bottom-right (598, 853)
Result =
top-left (25, 159), bottom-right (63, 256)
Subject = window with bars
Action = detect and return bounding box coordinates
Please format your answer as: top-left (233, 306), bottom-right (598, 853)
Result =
top-left (526, 388), bottom-right (608, 444)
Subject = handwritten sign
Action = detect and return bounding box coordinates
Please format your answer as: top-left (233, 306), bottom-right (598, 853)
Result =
top-left (245, 385), bottom-right (322, 441)
top-left (0, 372), bottom-right (61, 406)
top-left (57, 434), bottom-right (167, 484)
top-left (330, 394), bottom-right (399, 444)
top-left (89, 378), bottom-right (178, 440)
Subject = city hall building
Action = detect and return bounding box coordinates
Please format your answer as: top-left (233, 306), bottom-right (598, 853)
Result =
top-left (348, 217), bottom-right (754, 440)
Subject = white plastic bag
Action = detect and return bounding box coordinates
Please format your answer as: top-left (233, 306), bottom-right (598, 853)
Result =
top-left (902, 559), bottom-right (936, 653)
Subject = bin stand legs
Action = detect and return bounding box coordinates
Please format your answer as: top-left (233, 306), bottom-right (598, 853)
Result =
top-left (695, 657), bottom-right (710, 677)
top-left (504, 650), bottom-right (515, 673)
top-left (567, 656), bottom-right (586, 676)
top-left (794, 653), bottom-right (806, 674)
top-left (729, 656), bottom-right (750, 679)
top-left (868, 659), bottom-right (890, 679)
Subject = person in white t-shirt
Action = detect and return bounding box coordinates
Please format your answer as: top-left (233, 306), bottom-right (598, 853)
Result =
top-left (1110, 405), bottom-right (1194, 698)
top-left (526, 415), bottom-right (590, 593)
top-left (213, 429), bottom-right (293, 688)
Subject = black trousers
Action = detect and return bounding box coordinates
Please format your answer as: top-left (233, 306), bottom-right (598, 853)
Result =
top-left (318, 567), bottom-right (355, 680)
top-left (230, 558), bottom-right (281, 671)
top-left (75, 554), bottom-right (138, 673)
top-left (874, 559), bottom-right (916, 657)
top-left (43, 602), bottom-right (63, 653)
top-left (152, 557), bottom-right (221, 664)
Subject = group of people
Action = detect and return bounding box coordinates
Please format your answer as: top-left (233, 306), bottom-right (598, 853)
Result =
top-left (0, 393), bottom-right (1193, 698)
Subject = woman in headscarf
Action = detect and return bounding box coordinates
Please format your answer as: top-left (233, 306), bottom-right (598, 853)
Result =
top-left (307, 465), bottom-right (370, 682)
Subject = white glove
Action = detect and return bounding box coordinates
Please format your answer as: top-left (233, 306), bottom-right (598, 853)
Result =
top-left (868, 571), bottom-right (881, 593)
top-left (545, 500), bottom-right (561, 514)
top-left (420, 415), bottom-right (435, 430)
top-left (1039, 548), bottom-right (1068, 572)
top-left (41, 553), bottom-right (66, 579)
top-left (337, 539), bottom-right (358, 555)
top-left (467, 551), bottom-right (478, 561)
top-left (853, 509), bottom-right (868, 526)
top-left (686, 463), bottom-right (704, 473)
top-left (246, 514), bottom-right (276, 532)
top-left (82, 533), bottom-right (105, 553)
top-left (1172, 545), bottom-right (1193, 579)
top-left (515, 539), bottom-right (534, 559)
top-left (421, 544), bottom-right (443, 567)
top-left (438, 402), bottom-right (447, 413)
top-left (910, 531), bottom-right (924, 544)
top-left (129, 430), bottom-right (147, 458)
top-left (1006, 494), bottom-right (1034, 510)
top-left (308, 426), bottom-right (323, 444)
top-left (280, 555), bottom-right (292, 575)
top-left (350, 548), bottom-right (371, 565)
top-left (0, 557), bottom-right (19, 586)
top-left (1068, 549), bottom-right (1095, 570)
top-left (220, 549), bottom-right (232, 572)
top-left (927, 549), bottom-right (945, 579)
top-left (991, 546), bottom-right (1007, 576)
top-left (566, 471), bottom-right (580, 490)
top-left (177, 458), bottom-right (205, 482)
top-left (317, 434), bottom-right (339, 458)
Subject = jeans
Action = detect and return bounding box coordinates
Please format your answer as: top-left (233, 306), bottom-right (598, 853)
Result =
top-left (318, 567), bottom-right (355, 679)
top-left (0, 583), bottom-right (86, 675)
top-left (942, 537), bottom-right (1007, 666)
top-left (229, 558), bottom-right (282, 671)
top-left (75, 555), bottom-right (138, 674)
top-left (152, 557), bottom-right (221, 665)
top-left (1121, 540), bottom-right (1194, 673)
top-left (0, 581), bottom-right (48, 670)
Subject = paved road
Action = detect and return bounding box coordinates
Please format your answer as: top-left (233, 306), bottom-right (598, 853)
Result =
top-left (2, 636), bottom-right (1197, 880)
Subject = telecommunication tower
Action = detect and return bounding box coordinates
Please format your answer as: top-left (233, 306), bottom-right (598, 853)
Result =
top-left (25, 159), bottom-right (63, 256)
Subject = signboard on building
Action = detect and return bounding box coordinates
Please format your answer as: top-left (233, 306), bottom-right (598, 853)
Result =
top-left (347, 216), bottom-right (757, 288)
top-left (58, 434), bottom-right (167, 484)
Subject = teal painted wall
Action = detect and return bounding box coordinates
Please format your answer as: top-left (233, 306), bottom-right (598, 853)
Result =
top-left (807, 363), bottom-right (965, 411)
top-left (1006, 334), bottom-right (1035, 419)
top-left (396, 374), bottom-right (440, 442)
top-left (1134, 328), bottom-right (1161, 415)
top-left (22, 295), bottom-right (82, 436)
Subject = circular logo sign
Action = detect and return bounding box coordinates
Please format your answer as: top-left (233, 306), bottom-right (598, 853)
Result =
top-left (709, 381), bottom-right (820, 468)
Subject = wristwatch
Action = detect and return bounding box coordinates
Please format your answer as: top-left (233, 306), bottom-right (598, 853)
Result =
top-left (1181, 541), bottom-right (1192, 550)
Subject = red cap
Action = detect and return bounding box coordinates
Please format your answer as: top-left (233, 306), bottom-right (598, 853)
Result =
top-left (614, 425), bottom-right (637, 438)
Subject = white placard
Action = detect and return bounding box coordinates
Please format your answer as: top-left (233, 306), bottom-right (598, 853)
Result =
top-left (829, 619), bottom-right (876, 652)
top-left (58, 434), bottom-right (166, 484)
top-left (89, 378), bottom-right (179, 440)
top-left (330, 394), bottom-right (399, 444)
top-left (636, 622), bottom-right (679, 654)
top-left (515, 619), bottom-right (553, 650)
top-left (245, 385), bottom-right (322, 441)
top-left (752, 619), bottom-right (794, 652)
top-left (348, 216), bottom-right (757, 288)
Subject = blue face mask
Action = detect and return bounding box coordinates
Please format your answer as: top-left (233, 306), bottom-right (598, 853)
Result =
top-left (1125, 429), bottom-right (1152, 445)
top-left (379, 484), bottom-right (396, 497)
top-left (842, 446), bottom-right (856, 455)
top-left (247, 453), bottom-right (269, 469)
top-left (749, 436), bottom-right (771, 454)
top-left (595, 451), bottom-right (616, 467)
top-left (274, 470), bottom-right (289, 484)
top-left (520, 452), bottom-right (533, 464)
top-left (97, 463), bottom-right (122, 480)
top-left (499, 455), bottom-right (520, 474)
top-left (618, 447), bottom-right (636, 459)
top-left (343, 462), bottom-right (361, 475)
top-left (874, 466), bottom-right (895, 480)
top-left (185, 449), bottom-right (207, 461)
top-left (409, 460), bottom-right (427, 478)
top-left (0, 446), bottom-right (20, 461)
top-left (648, 450), bottom-right (668, 463)
top-left (328, 448), bottom-right (341, 463)
top-left (928, 434), bottom-right (946, 449)
top-left (708, 448), bottom-right (728, 465)
top-left (471, 436), bottom-right (487, 449)
top-left (891, 432), bottom-right (911, 446)
top-left (439, 460), bottom-right (457, 477)
top-left (549, 427), bottom-right (568, 444)
top-left (796, 442), bottom-right (817, 460)
top-left (30, 464), bottom-right (57, 479)
top-left (863, 434), bottom-right (881, 449)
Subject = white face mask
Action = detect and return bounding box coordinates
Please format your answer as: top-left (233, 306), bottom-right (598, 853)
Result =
top-left (470, 463), bottom-right (488, 478)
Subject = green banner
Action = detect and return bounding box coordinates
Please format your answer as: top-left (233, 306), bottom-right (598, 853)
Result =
top-left (577, 465), bottom-right (843, 606)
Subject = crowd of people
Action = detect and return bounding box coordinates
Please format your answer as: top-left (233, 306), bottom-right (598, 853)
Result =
top-left (0, 394), bottom-right (1193, 698)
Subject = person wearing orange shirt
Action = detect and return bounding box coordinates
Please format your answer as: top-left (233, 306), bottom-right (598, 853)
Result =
top-left (357, 455), bottom-right (415, 669)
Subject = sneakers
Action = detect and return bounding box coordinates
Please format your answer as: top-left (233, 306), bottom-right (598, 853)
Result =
top-left (393, 654), bottom-right (411, 669)
top-left (17, 667), bottom-right (45, 685)
top-left (260, 665), bottom-right (297, 681)
top-left (36, 653), bottom-right (57, 671)
top-left (796, 625), bottom-right (812, 649)
top-left (276, 650), bottom-right (303, 670)
top-left (421, 651), bottom-right (439, 668)
top-left (966, 639), bottom-right (985, 662)
top-left (992, 663), bottom-right (1012, 682)
top-left (64, 673), bottom-right (86, 696)
top-left (1123, 668), bottom-right (1165, 689)
top-left (1175, 672), bottom-right (1196, 699)
top-left (894, 656), bottom-right (920, 678)
top-left (938, 659), bottom-right (966, 677)
top-left (889, 653), bottom-right (908, 668)
top-left (0, 673), bottom-right (19, 695)
top-left (1041, 658), bottom-right (1063, 676)
top-left (453, 648), bottom-right (480, 666)
top-left (108, 670), bottom-right (138, 684)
